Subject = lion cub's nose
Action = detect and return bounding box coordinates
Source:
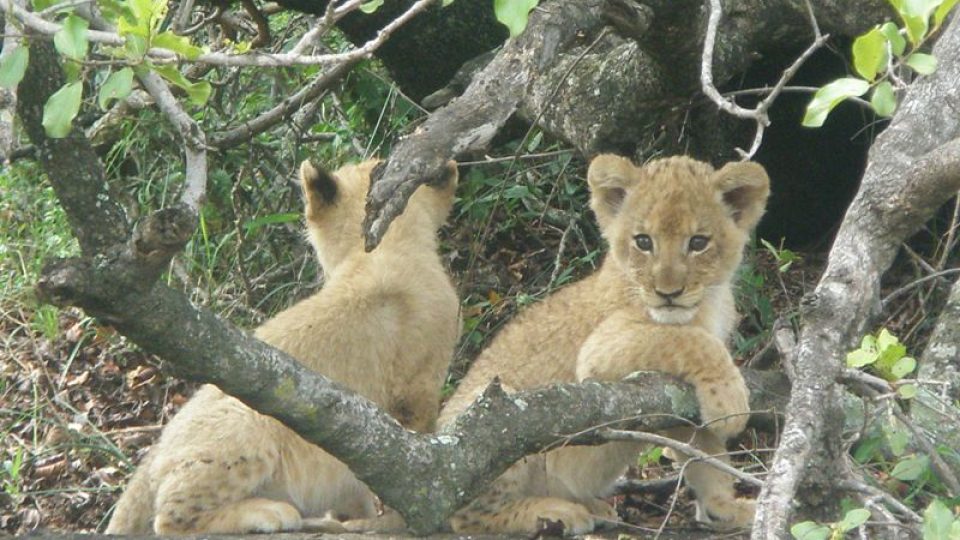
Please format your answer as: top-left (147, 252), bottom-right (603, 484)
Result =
top-left (655, 288), bottom-right (685, 302)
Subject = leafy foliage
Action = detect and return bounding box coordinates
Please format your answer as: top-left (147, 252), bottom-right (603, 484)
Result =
top-left (802, 0), bottom-right (959, 127)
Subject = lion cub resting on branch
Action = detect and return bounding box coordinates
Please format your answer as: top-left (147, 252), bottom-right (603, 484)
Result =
top-left (106, 159), bottom-right (460, 534)
top-left (440, 154), bottom-right (769, 534)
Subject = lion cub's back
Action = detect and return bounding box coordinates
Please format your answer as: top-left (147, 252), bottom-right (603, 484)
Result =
top-left (439, 271), bottom-right (622, 425)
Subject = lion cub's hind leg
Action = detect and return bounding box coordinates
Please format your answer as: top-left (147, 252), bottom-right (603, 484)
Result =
top-left (152, 454), bottom-right (301, 534)
top-left (661, 428), bottom-right (755, 529)
top-left (449, 459), bottom-right (604, 535)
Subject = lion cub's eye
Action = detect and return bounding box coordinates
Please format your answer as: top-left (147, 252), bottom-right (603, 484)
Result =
top-left (634, 234), bottom-right (653, 252)
top-left (688, 235), bottom-right (710, 252)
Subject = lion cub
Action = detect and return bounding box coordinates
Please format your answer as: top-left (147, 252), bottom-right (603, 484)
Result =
top-left (439, 154), bottom-right (769, 534)
top-left (106, 159), bottom-right (460, 534)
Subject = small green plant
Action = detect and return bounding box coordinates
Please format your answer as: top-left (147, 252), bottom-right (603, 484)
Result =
top-left (1, 447), bottom-right (25, 499)
top-left (846, 328), bottom-right (917, 395)
top-left (760, 238), bottom-right (802, 273)
top-left (791, 507), bottom-right (871, 539)
top-left (636, 445), bottom-right (663, 468)
top-left (802, 0), bottom-right (959, 127)
top-left (31, 304), bottom-right (61, 341)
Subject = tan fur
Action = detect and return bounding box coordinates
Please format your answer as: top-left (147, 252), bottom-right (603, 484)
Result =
top-left (439, 154), bottom-right (769, 534)
top-left (106, 159), bottom-right (460, 534)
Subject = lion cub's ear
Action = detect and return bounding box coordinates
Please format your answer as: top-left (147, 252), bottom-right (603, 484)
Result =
top-left (712, 161), bottom-right (770, 232)
top-left (587, 154), bottom-right (640, 229)
top-left (300, 160), bottom-right (338, 213)
top-left (421, 160), bottom-right (460, 226)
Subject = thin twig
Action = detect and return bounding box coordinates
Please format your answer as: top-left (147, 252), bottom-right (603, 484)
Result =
top-left (839, 479), bottom-right (922, 523)
top-left (723, 85), bottom-right (872, 108)
top-left (891, 406), bottom-right (960, 496)
top-left (208, 57), bottom-right (359, 149)
top-left (700, 0), bottom-right (828, 158)
top-left (0, 0), bottom-right (438, 68)
top-left (882, 267), bottom-right (960, 305)
top-left (599, 429), bottom-right (762, 487)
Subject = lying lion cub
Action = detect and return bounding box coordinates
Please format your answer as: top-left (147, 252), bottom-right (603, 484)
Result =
top-left (439, 154), bottom-right (769, 534)
top-left (106, 159), bottom-right (460, 534)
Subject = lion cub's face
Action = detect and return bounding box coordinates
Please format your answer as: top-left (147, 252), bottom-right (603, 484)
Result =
top-left (299, 159), bottom-right (458, 271)
top-left (588, 155), bottom-right (769, 324)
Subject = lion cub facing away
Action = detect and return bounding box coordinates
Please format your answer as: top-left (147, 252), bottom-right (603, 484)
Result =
top-left (439, 154), bottom-right (769, 534)
top-left (106, 159), bottom-right (460, 534)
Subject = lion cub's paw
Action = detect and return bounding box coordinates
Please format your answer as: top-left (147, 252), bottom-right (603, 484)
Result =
top-left (694, 495), bottom-right (755, 530)
top-left (235, 499), bottom-right (303, 533)
top-left (697, 383), bottom-right (750, 441)
top-left (516, 498), bottom-right (597, 536)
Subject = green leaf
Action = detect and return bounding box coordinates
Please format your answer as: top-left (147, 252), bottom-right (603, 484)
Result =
top-left (897, 383), bottom-right (918, 399)
top-left (441, 0), bottom-right (455, 5)
top-left (359, 0), bottom-right (383, 13)
top-left (153, 31), bottom-right (203, 60)
top-left (870, 81), bottom-right (897, 117)
top-left (880, 22), bottom-right (907, 55)
top-left (503, 185), bottom-right (531, 199)
top-left (183, 81), bottom-right (211, 106)
top-left (98, 67), bottom-right (134, 110)
top-left (847, 348), bottom-right (877, 368)
top-left (906, 52), bottom-right (938, 74)
top-left (123, 34), bottom-right (149, 59)
top-left (802, 78), bottom-right (870, 128)
top-left (0, 46), bottom-right (29, 89)
top-left (934, 0), bottom-right (960, 27)
top-left (902, 13), bottom-right (928, 45)
top-left (891, 356), bottom-right (916, 378)
top-left (243, 212), bottom-right (301, 232)
top-left (152, 64), bottom-right (212, 106)
top-left (790, 521), bottom-right (831, 540)
top-left (53, 14), bottom-right (89, 60)
top-left (42, 80), bottom-right (83, 138)
top-left (853, 27), bottom-right (888, 81)
top-left (837, 508), bottom-right (871, 532)
top-left (923, 499), bottom-right (955, 540)
top-left (494, 0), bottom-right (540, 37)
top-left (891, 454), bottom-right (929, 481)
top-left (883, 422), bottom-right (910, 455)
top-left (877, 328), bottom-right (899, 349)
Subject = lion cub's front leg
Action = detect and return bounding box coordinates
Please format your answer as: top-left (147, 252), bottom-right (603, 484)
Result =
top-left (576, 311), bottom-right (749, 440)
top-left (575, 311), bottom-right (753, 528)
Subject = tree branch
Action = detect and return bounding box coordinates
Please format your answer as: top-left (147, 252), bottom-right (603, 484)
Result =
top-left (14, 39), bottom-right (129, 254)
top-left (207, 57), bottom-right (359, 149)
top-left (361, 0), bottom-right (608, 251)
top-left (753, 14), bottom-right (960, 538)
top-left (0, 0), bottom-right (437, 68)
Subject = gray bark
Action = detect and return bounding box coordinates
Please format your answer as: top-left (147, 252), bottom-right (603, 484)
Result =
top-left (753, 14), bottom-right (960, 539)
top-left (919, 278), bottom-right (960, 398)
top-left (0, 13), bottom-right (19, 162)
top-left (361, 0), bottom-right (894, 250)
top-left (911, 278), bottom-right (960, 480)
